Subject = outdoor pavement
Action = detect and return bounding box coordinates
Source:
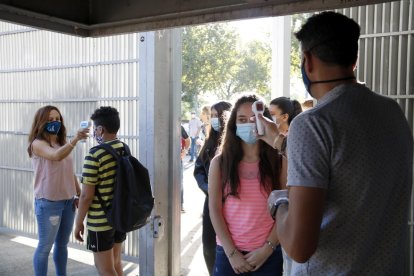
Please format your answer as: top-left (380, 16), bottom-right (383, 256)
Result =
top-left (0, 156), bottom-right (209, 276)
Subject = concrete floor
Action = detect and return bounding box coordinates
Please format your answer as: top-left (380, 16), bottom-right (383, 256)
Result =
top-left (0, 157), bottom-right (209, 276)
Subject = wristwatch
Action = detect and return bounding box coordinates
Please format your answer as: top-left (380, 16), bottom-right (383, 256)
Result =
top-left (270, 197), bottom-right (289, 219)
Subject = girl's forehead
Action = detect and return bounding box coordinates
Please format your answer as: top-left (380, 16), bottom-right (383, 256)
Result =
top-left (237, 102), bottom-right (253, 114)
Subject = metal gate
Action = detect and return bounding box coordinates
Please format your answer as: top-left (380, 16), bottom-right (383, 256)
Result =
top-left (0, 22), bottom-right (142, 257)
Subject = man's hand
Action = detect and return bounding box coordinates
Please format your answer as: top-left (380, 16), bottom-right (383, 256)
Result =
top-left (74, 222), bottom-right (85, 242)
top-left (255, 114), bottom-right (279, 147)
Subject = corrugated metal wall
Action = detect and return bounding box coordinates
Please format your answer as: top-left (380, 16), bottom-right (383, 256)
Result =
top-left (0, 21), bottom-right (141, 257)
top-left (338, 1), bottom-right (414, 273)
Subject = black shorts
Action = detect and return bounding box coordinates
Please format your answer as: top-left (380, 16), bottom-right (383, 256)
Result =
top-left (87, 229), bottom-right (126, 252)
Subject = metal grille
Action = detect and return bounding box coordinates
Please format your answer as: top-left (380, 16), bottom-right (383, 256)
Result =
top-left (338, 1), bottom-right (414, 273)
top-left (0, 22), bottom-right (141, 257)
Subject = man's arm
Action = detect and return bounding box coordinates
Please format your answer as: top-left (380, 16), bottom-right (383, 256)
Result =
top-left (276, 186), bottom-right (326, 263)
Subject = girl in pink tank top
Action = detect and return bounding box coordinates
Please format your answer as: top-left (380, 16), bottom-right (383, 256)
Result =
top-left (209, 95), bottom-right (287, 276)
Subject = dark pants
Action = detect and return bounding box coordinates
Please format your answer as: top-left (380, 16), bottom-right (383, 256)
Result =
top-left (213, 245), bottom-right (283, 276)
top-left (202, 197), bottom-right (216, 275)
top-left (180, 160), bottom-right (184, 208)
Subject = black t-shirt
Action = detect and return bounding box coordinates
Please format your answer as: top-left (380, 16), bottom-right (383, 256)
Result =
top-left (181, 126), bottom-right (189, 139)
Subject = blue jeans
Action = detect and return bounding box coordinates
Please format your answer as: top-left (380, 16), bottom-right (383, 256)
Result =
top-left (213, 245), bottom-right (283, 276)
top-left (33, 198), bottom-right (75, 276)
top-left (190, 137), bottom-right (198, 161)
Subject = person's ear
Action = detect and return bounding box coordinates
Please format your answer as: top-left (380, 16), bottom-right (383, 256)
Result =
top-left (99, 126), bottom-right (105, 136)
top-left (303, 51), bottom-right (313, 74)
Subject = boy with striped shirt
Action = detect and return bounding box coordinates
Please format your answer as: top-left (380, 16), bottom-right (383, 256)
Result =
top-left (75, 106), bottom-right (126, 276)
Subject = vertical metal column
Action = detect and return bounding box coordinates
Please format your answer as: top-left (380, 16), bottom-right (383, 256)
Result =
top-left (138, 28), bottom-right (182, 276)
top-left (271, 16), bottom-right (291, 99)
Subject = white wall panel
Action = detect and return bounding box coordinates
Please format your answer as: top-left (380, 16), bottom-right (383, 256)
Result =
top-left (0, 24), bottom-right (141, 257)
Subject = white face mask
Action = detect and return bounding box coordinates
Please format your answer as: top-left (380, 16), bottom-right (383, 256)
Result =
top-left (211, 118), bottom-right (220, 131)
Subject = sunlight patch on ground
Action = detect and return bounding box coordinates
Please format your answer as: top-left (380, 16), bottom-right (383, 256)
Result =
top-left (11, 236), bottom-right (95, 265)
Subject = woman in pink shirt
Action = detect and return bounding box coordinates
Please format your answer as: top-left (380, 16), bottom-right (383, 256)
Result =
top-left (28, 105), bottom-right (88, 276)
top-left (209, 95), bottom-right (287, 275)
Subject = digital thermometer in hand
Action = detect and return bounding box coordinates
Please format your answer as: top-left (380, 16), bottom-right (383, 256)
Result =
top-left (80, 121), bottom-right (90, 129)
top-left (79, 121), bottom-right (90, 142)
top-left (252, 100), bottom-right (265, 135)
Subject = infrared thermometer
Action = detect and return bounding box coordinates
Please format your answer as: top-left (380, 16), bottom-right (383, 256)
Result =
top-left (79, 121), bottom-right (90, 142)
top-left (252, 100), bottom-right (265, 135)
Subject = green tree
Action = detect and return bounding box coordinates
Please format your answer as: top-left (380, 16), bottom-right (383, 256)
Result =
top-left (182, 24), bottom-right (273, 110)
top-left (214, 40), bottom-right (272, 100)
top-left (182, 23), bottom-right (239, 112)
top-left (235, 40), bottom-right (271, 98)
top-left (291, 13), bottom-right (310, 77)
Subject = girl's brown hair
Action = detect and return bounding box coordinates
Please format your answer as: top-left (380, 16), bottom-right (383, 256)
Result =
top-left (27, 105), bottom-right (67, 157)
top-left (219, 95), bottom-right (282, 198)
top-left (199, 101), bottom-right (232, 163)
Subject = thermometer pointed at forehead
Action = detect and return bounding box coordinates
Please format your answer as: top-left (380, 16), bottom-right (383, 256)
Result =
top-left (252, 100), bottom-right (265, 135)
top-left (252, 101), bottom-right (264, 112)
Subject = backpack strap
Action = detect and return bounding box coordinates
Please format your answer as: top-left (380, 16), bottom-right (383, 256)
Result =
top-left (93, 142), bottom-right (121, 216)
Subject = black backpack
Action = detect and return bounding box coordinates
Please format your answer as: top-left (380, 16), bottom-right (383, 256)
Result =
top-left (94, 142), bottom-right (154, 233)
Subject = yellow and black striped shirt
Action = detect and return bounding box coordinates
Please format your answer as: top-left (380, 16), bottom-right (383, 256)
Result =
top-left (82, 140), bottom-right (124, 231)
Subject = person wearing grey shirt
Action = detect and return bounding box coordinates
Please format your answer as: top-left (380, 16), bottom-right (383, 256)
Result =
top-left (259, 12), bottom-right (413, 275)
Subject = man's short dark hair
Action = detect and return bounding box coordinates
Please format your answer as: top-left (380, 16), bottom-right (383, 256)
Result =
top-left (91, 106), bottom-right (120, 133)
top-left (295, 12), bottom-right (360, 66)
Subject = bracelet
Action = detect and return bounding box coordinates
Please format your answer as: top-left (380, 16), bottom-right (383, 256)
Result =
top-left (265, 240), bottom-right (276, 251)
top-left (74, 195), bottom-right (80, 200)
top-left (272, 134), bottom-right (286, 151)
top-left (228, 248), bottom-right (238, 258)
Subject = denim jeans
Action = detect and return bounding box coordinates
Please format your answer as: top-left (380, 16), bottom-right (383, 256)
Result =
top-left (190, 137), bottom-right (198, 161)
top-left (213, 245), bottom-right (283, 276)
top-left (33, 198), bottom-right (75, 276)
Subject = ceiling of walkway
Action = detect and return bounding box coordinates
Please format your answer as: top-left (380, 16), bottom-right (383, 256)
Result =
top-left (0, 0), bottom-right (393, 37)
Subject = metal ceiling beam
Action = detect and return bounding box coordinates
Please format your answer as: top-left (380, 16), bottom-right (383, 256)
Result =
top-left (0, 0), bottom-right (399, 37)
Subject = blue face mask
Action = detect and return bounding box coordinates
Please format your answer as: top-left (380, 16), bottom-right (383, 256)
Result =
top-left (236, 123), bottom-right (257, 144)
top-left (93, 127), bottom-right (104, 144)
top-left (302, 58), bottom-right (356, 97)
top-left (211, 118), bottom-right (220, 131)
top-left (44, 121), bottom-right (61, 135)
top-left (301, 59), bottom-right (312, 96)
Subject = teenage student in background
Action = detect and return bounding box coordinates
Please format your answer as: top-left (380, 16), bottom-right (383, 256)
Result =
top-left (194, 101), bottom-right (232, 275)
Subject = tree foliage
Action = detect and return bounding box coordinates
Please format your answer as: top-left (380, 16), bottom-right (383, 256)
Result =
top-left (182, 24), bottom-right (239, 110)
top-left (290, 13), bottom-right (311, 77)
top-left (182, 23), bottom-right (272, 112)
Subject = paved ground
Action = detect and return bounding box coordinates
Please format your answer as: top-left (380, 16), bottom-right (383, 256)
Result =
top-left (0, 156), bottom-right (208, 276)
